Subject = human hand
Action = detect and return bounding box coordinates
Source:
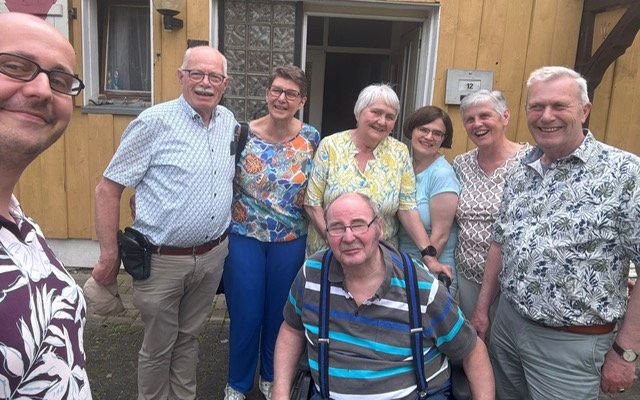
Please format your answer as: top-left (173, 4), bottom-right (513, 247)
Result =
top-left (600, 349), bottom-right (637, 393)
top-left (424, 257), bottom-right (453, 279)
top-left (91, 256), bottom-right (121, 286)
top-left (471, 309), bottom-right (490, 342)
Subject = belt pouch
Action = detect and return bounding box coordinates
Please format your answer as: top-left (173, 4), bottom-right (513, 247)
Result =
top-left (117, 227), bottom-right (152, 280)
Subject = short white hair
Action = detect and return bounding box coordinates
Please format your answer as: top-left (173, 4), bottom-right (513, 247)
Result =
top-left (180, 45), bottom-right (228, 76)
top-left (460, 90), bottom-right (508, 117)
top-left (526, 66), bottom-right (589, 105)
top-left (353, 84), bottom-right (399, 118)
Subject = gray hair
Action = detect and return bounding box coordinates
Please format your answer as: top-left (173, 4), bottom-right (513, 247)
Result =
top-left (324, 192), bottom-right (381, 222)
top-left (460, 90), bottom-right (508, 117)
top-left (180, 45), bottom-right (228, 76)
top-left (353, 84), bottom-right (400, 118)
top-left (526, 66), bottom-right (589, 105)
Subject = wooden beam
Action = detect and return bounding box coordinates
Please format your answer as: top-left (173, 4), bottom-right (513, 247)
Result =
top-left (579, 3), bottom-right (640, 97)
top-left (585, 0), bottom-right (637, 14)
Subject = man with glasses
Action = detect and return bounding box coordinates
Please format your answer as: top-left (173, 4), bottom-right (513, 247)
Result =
top-left (0, 12), bottom-right (91, 399)
top-left (90, 45), bottom-right (236, 400)
top-left (273, 192), bottom-right (494, 400)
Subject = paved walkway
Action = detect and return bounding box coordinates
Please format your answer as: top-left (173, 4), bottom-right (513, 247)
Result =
top-left (69, 268), bottom-right (639, 400)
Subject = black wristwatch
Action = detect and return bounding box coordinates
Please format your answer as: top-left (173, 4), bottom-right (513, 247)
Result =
top-left (612, 341), bottom-right (639, 363)
top-left (420, 245), bottom-right (437, 258)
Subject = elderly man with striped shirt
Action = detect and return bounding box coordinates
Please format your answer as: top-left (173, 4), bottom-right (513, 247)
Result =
top-left (273, 192), bottom-right (494, 400)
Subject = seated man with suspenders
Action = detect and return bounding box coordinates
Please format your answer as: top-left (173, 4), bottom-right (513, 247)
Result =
top-left (273, 192), bottom-right (494, 399)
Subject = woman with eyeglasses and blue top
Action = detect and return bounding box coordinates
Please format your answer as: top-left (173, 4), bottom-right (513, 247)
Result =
top-left (223, 65), bottom-right (320, 400)
top-left (398, 106), bottom-right (460, 296)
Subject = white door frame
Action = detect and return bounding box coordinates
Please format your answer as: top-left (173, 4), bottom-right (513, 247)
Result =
top-left (299, 1), bottom-right (440, 122)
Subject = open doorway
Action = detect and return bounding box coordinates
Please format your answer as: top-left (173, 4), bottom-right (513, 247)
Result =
top-left (301, 6), bottom-right (437, 141)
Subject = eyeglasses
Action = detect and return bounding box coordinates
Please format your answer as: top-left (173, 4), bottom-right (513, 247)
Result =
top-left (414, 126), bottom-right (446, 139)
top-left (181, 69), bottom-right (227, 85)
top-left (0, 53), bottom-right (84, 96)
top-left (326, 216), bottom-right (378, 237)
top-left (268, 86), bottom-right (301, 101)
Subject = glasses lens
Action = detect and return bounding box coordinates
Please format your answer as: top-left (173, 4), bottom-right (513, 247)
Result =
top-left (188, 71), bottom-right (205, 81)
top-left (0, 54), bottom-right (37, 81)
top-left (327, 226), bottom-right (345, 237)
top-left (207, 73), bottom-right (224, 84)
top-left (350, 223), bottom-right (368, 234)
top-left (49, 71), bottom-right (80, 95)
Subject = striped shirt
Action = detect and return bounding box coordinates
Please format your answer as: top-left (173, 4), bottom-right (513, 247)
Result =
top-left (283, 243), bottom-right (476, 400)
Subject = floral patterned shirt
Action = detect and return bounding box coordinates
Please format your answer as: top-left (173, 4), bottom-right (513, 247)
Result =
top-left (231, 124), bottom-right (320, 242)
top-left (305, 130), bottom-right (417, 255)
top-left (0, 196), bottom-right (91, 399)
top-left (452, 145), bottom-right (530, 284)
top-left (493, 132), bottom-right (640, 326)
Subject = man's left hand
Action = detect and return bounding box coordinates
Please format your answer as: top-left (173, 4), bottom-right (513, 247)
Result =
top-left (423, 257), bottom-right (453, 279)
top-left (601, 349), bottom-right (637, 393)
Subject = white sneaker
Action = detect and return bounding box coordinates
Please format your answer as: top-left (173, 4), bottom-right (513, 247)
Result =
top-left (224, 384), bottom-right (245, 400)
top-left (258, 377), bottom-right (273, 400)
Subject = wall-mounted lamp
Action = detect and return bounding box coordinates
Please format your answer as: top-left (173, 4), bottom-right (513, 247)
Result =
top-left (153, 0), bottom-right (185, 31)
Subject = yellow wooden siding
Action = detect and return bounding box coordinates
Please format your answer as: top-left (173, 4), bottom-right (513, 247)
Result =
top-left (14, 0), bottom-right (639, 239)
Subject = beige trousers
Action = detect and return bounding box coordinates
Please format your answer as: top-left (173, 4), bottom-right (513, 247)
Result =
top-left (132, 239), bottom-right (228, 400)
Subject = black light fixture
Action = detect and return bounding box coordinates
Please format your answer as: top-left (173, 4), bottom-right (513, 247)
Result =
top-left (153, 0), bottom-right (185, 31)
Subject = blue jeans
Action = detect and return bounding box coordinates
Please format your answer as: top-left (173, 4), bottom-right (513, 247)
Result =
top-left (224, 234), bottom-right (307, 392)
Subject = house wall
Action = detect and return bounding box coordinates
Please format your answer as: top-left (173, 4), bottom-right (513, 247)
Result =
top-left (13, 0), bottom-right (640, 239)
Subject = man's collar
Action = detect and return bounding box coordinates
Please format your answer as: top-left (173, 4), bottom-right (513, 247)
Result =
top-left (523, 129), bottom-right (595, 165)
top-left (178, 95), bottom-right (217, 123)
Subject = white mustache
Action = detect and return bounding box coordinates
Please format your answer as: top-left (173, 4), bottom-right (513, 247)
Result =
top-left (194, 87), bottom-right (214, 96)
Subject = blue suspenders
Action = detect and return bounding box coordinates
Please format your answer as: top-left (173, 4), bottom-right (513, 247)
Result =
top-left (316, 248), bottom-right (428, 399)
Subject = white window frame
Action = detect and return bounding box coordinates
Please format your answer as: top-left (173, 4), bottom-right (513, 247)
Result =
top-left (81, 0), bottom-right (154, 113)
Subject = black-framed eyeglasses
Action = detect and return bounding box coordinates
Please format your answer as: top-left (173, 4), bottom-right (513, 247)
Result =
top-left (415, 126), bottom-right (446, 139)
top-left (268, 86), bottom-right (301, 101)
top-left (0, 53), bottom-right (84, 96)
top-left (326, 216), bottom-right (378, 237)
top-left (181, 69), bottom-right (227, 85)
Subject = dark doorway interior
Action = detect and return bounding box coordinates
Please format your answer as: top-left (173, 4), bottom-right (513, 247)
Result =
top-left (321, 53), bottom-right (390, 135)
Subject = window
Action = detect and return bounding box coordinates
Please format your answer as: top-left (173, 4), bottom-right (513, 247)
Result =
top-left (101, 2), bottom-right (151, 96)
top-left (81, 0), bottom-right (152, 114)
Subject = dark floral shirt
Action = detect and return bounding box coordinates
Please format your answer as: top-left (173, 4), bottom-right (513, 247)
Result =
top-left (493, 132), bottom-right (640, 326)
top-left (0, 197), bottom-right (92, 399)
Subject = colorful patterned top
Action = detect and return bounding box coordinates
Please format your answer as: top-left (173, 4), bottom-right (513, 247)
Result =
top-left (0, 196), bottom-right (92, 399)
top-left (230, 124), bottom-right (320, 242)
top-left (304, 130), bottom-right (417, 255)
top-left (452, 144), bottom-right (530, 284)
top-left (494, 132), bottom-right (640, 326)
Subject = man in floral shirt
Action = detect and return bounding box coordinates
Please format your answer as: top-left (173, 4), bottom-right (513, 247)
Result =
top-left (472, 66), bottom-right (640, 399)
top-left (0, 12), bottom-right (91, 399)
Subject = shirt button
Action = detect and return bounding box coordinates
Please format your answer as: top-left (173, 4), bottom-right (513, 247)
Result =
top-left (214, 193), bottom-right (217, 198)
top-left (205, 235), bottom-right (209, 239)
top-left (211, 216), bottom-right (214, 220)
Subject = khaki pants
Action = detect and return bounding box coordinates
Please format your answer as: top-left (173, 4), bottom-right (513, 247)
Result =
top-left (132, 239), bottom-right (227, 400)
top-left (490, 296), bottom-right (614, 400)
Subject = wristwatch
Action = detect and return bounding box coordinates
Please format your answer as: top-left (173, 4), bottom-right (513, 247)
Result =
top-left (612, 341), bottom-right (639, 362)
top-left (420, 245), bottom-right (437, 258)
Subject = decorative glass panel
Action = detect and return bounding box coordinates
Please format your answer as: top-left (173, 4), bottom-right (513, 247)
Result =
top-left (221, 0), bottom-right (297, 121)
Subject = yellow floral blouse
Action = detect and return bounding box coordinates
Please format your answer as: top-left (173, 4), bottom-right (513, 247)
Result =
top-left (304, 130), bottom-right (417, 255)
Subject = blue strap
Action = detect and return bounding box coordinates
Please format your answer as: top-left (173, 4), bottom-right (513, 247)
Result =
top-left (400, 251), bottom-right (428, 398)
top-left (318, 249), bottom-right (333, 399)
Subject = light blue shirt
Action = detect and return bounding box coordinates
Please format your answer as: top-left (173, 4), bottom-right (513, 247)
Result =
top-left (399, 155), bottom-right (460, 268)
top-left (104, 96), bottom-right (237, 246)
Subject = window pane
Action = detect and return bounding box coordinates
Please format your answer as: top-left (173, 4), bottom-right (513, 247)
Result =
top-left (104, 5), bottom-right (151, 93)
